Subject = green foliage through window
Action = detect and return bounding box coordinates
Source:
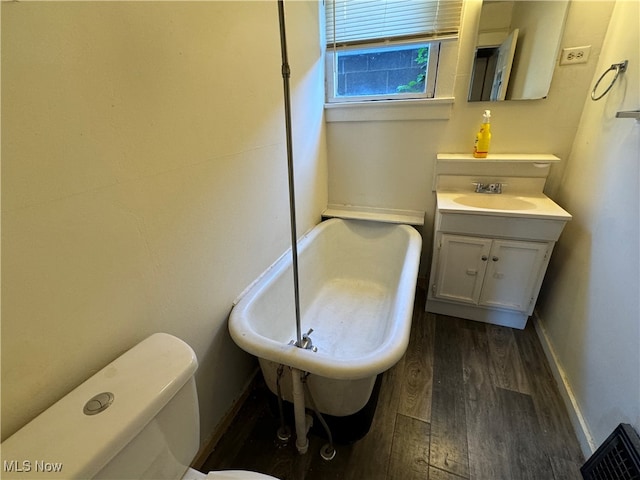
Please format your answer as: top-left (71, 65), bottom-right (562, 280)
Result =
top-left (396, 47), bottom-right (429, 93)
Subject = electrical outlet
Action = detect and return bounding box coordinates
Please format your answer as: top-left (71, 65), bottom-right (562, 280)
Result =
top-left (560, 45), bottom-right (591, 65)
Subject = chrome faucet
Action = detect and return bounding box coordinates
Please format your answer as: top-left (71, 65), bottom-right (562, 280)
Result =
top-left (300, 328), bottom-right (317, 351)
top-left (291, 328), bottom-right (318, 351)
top-left (473, 182), bottom-right (503, 194)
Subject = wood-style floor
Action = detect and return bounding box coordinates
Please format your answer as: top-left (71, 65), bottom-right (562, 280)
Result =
top-left (201, 288), bottom-right (585, 479)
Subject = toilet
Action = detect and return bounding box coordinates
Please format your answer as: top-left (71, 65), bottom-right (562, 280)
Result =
top-left (1, 333), bottom-right (278, 480)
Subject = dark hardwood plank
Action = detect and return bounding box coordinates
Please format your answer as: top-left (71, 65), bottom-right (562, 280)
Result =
top-left (429, 465), bottom-right (469, 480)
top-left (201, 382), bottom-right (316, 480)
top-left (200, 385), bottom-right (270, 471)
top-left (498, 387), bottom-right (554, 479)
top-left (398, 308), bottom-right (436, 422)
top-left (548, 455), bottom-right (584, 480)
top-left (342, 356), bottom-right (405, 480)
top-left (234, 414), bottom-right (314, 480)
top-left (513, 322), bottom-right (584, 465)
top-left (486, 324), bottom-right (531, 394)
top-left (460, 322), bottom-right (511, 480)
top-left (429, 315), bottom-right (470, 478)
top-left (387, 414), bottom-right (430, 480)
top-left (304, 435), bottom-right (354, 480)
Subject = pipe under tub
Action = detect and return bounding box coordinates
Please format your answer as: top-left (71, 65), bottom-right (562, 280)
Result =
top-left (291, 368), bottom-right (312, 454)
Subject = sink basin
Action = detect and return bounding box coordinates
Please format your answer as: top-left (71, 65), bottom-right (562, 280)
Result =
top-left (452, 194), bottom-right (537, 211)
top-left (436, 189), bottom-right (572, 221)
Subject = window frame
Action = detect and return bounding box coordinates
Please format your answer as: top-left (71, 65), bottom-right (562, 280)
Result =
top-left (322, 0), bottom-right (462, 107)
top-left (325, 40), bottom-right (441, 104)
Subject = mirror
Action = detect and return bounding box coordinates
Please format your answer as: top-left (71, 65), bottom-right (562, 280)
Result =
top-left (468, 0), bottom-right (569, 102)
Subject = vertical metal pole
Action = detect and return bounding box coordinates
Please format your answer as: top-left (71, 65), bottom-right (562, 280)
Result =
top-left (277, 0), bottom-right (302, 347)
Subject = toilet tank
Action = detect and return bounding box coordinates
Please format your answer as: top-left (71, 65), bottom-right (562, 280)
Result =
top-left (1, 333), bottom-right (200, 479)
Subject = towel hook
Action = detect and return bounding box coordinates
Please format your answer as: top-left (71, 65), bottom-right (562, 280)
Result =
top-left (591, 60), bottom-right (628, 101)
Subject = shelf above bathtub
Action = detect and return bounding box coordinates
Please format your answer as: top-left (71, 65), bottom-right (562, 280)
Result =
top-left (322, 204), bottom-right (425, 226)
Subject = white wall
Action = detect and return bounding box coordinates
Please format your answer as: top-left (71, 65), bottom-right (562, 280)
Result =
top-left (1, 1), bottom-right (327, 444)
top-left (537, 0), bottom-right (640, 453)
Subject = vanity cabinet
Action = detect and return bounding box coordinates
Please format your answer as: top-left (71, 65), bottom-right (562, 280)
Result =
top-left (426, 208), bottom-right (566, 330)
top-left (433, 234), bottom-right (551, 313)
top-left (427, 154), bottom-right (572, 329)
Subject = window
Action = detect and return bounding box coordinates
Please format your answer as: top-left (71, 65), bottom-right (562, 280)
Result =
top-left (326, 42), bottom-right (440, 101)
top-left (324, 0), bottom-right (462, 103)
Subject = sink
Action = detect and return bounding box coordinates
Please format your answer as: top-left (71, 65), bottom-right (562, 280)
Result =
top-left (436, 189), bottom-right (572, 222)
top-left (452, 194), bottom-right (537, 211)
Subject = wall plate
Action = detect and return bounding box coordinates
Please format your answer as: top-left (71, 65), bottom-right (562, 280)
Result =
top-left (560, 45), bottom-right (591, 65)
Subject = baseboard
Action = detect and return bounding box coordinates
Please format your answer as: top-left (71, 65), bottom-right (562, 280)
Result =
top-left (191, 368), bottom-right (260, 469)
top-left (426, 297), bottom-right (528, 329)
top-left (532, 311), bottom-right (596, 458)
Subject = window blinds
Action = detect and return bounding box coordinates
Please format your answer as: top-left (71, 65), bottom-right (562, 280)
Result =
top-left (325, 0), bottom-right (463, 46)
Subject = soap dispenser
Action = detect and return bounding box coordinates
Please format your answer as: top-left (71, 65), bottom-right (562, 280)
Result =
top-left (473, 110), bottom-right (491, 158)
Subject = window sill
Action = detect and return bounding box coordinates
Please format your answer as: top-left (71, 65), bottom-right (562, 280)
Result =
top-left (324, 97), bottom-right (454, 122)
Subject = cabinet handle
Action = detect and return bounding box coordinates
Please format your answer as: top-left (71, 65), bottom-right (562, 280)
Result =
top-left (492, 256), bottom-right (499, 261)
top-left (481, 255), bottom-right (488, 261)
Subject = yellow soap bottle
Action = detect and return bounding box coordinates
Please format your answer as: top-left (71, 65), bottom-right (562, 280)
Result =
top-left (473, 110), bottom-right (491, 158)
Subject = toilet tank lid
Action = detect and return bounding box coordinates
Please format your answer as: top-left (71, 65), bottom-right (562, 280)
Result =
top-left (1, 333), bottom-right (198, 480)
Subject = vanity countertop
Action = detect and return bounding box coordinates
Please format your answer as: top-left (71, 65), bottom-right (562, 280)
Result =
top-left (436, 190), bottom-right (572, 221)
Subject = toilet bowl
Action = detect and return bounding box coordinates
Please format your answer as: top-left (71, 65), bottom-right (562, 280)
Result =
top-left (1, 333), bottom-right (278, 480)
top-left (184, 468), bottom-right (279, 479)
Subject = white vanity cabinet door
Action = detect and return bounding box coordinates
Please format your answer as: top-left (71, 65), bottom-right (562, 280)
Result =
top-left (434, 234), bottom-right (551, 313)
top-left (479, 239), bottom-right (550, 312)
top-left (434, 234), bottom-right (492, 304)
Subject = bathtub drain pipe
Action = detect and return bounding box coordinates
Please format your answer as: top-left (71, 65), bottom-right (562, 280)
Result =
top-left (276, 365), bottom-right (291, 443)
top-left (277, 0), bottom-right (302, 347)
top-left (291, 368), bottom-right (312, 454)
top-left (302, 374), bottom-right (336, 461)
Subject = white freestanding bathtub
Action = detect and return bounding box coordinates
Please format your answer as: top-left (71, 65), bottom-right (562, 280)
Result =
top-left (229, 218), bottom-right (422, 417)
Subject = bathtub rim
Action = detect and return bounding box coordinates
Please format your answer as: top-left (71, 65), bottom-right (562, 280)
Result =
top-left (228, 218), bottom-right (422, 380)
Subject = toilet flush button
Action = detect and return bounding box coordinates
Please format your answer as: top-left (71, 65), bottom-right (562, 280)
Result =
top-left (83, 392), bottom-right (115, 415)
top-left (84, 400), bottom-right (102, 413)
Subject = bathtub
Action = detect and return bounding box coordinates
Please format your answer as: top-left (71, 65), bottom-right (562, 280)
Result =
top-left (229, 218), bottom-right (422, 417)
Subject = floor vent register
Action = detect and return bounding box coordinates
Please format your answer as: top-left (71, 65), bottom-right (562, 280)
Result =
top-left (582, 423), bottom-right (640, 480)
